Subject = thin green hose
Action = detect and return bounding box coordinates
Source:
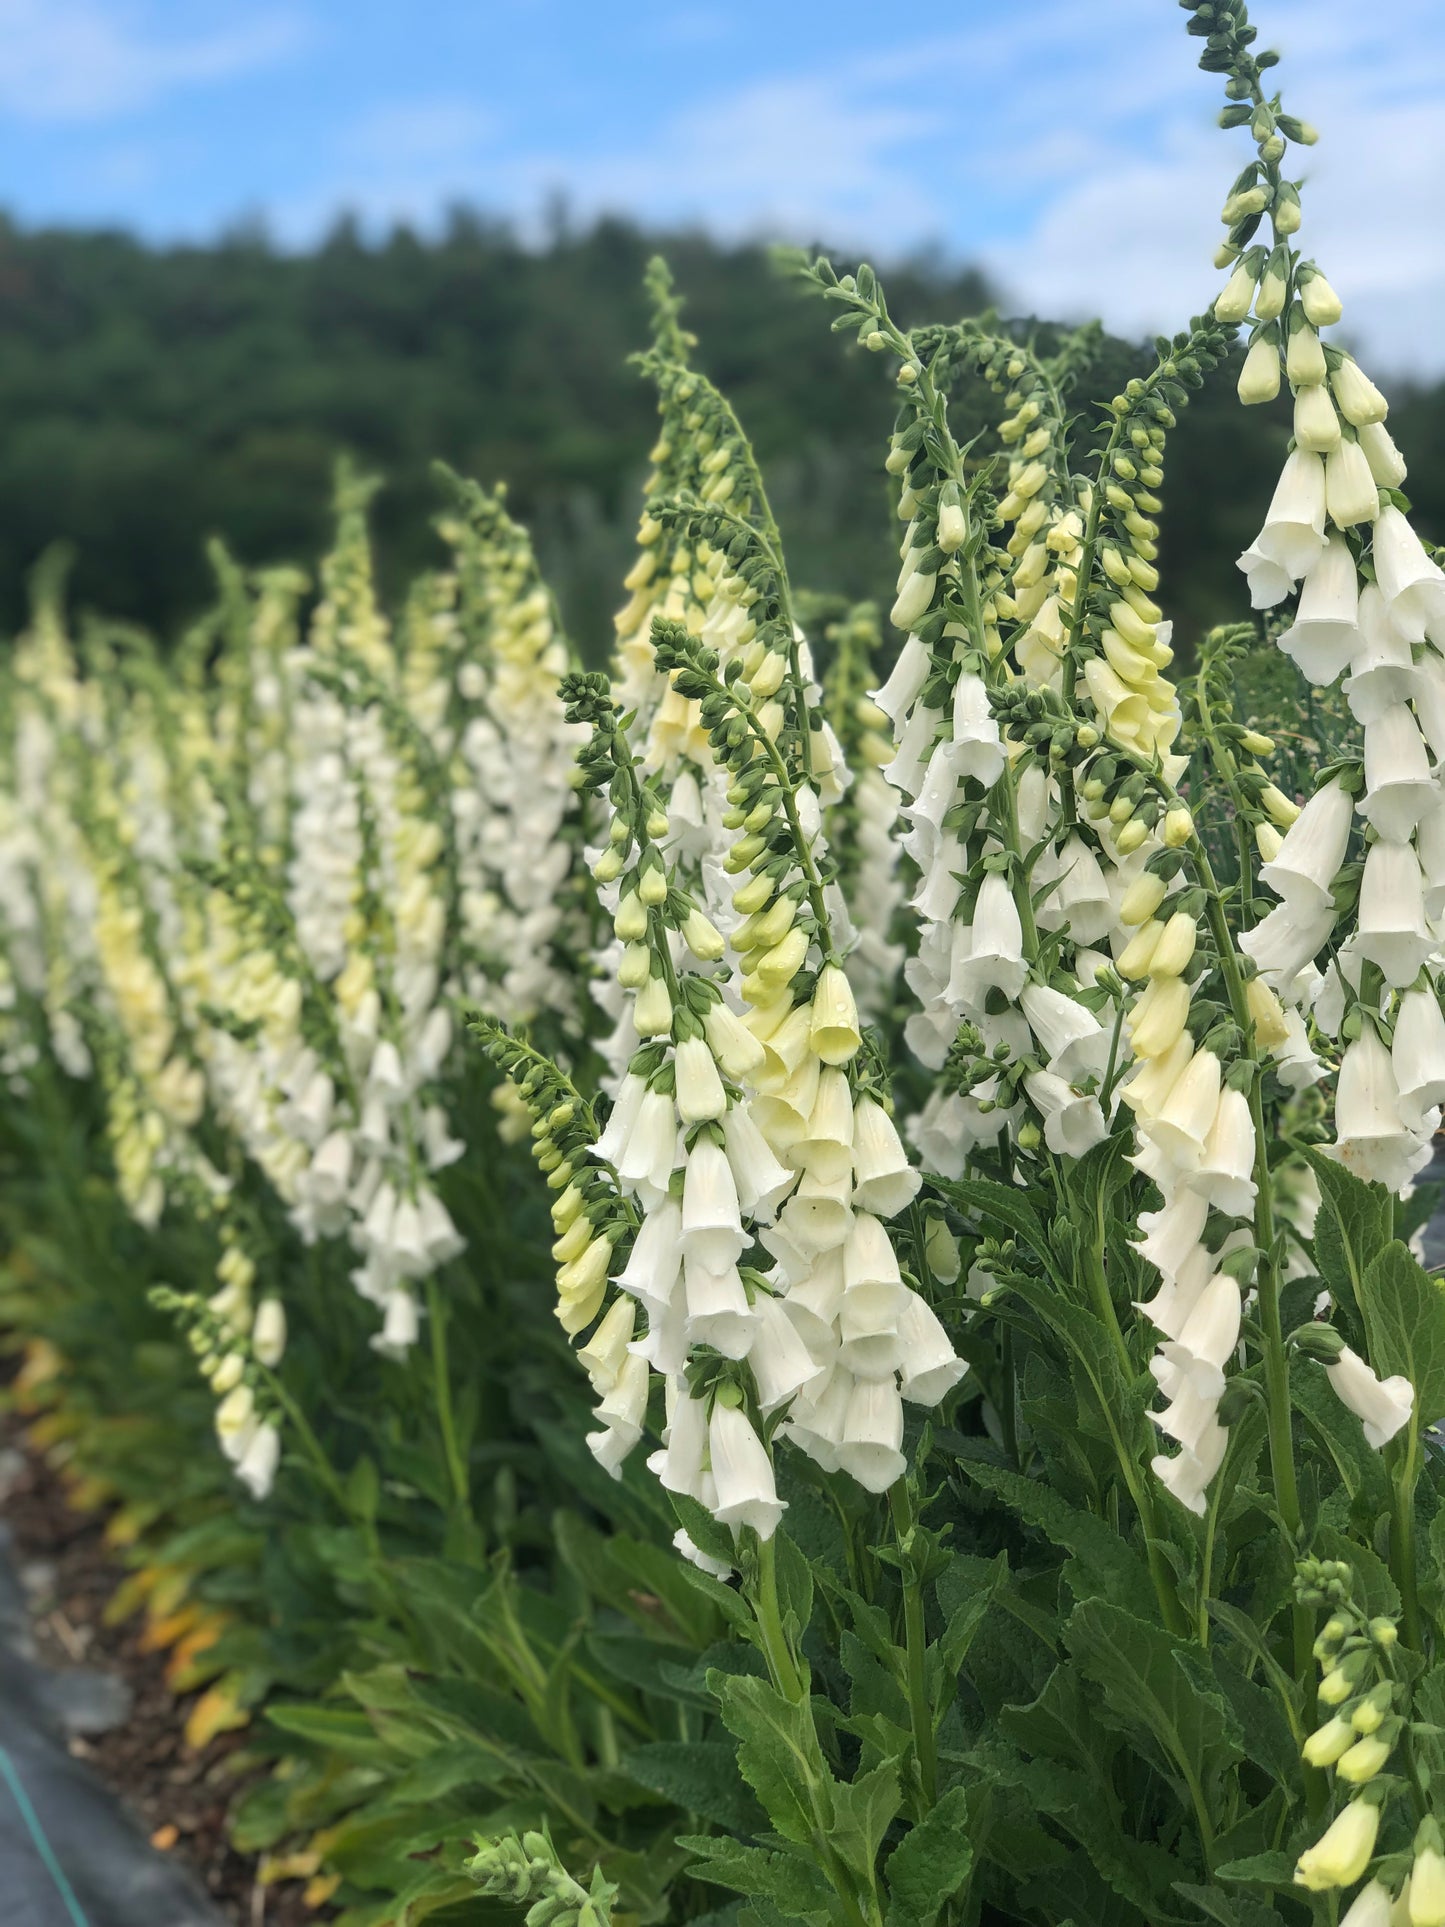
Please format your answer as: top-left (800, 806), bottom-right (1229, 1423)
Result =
top-left (0, 1739), bottom-right (92, 1927)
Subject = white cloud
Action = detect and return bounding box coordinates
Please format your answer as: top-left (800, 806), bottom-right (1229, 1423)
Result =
top-left (0, 0), bottom-right (308, 122)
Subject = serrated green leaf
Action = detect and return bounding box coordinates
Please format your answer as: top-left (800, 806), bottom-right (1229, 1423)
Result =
top-left (1358, 1240), bottom-right (1445, 1426)
top-left (621, 1741), bottom-right (765, 1833)
top-left (713, 1673), bottom-right (828, 1850)
top-left (952, 1454), bottom-right (1154, 1616)
top-left (676, 1834), bottom-right (833, 1924)
top-left (930, 1175), bottom-right (1048, 1254)
top-left (884, 1785), bottom-right (973, 1927)
top-left (1301, 1147), bottom-right (1389, 1321)
top-left (831, 1760), bottom-right (902, 1885)
top-left (1214, 1850), bottom-right (1297, 1888)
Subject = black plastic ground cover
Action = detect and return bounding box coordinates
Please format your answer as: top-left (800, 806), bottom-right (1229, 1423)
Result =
top-left (0, 1522), bottom-right (221, 1927)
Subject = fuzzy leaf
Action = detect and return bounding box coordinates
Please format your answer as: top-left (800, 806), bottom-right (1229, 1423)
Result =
top-left (952, 1452), bottom-right (1154, 1615)
top-left (713, 1673), bottom-right (828, 1850)
top-left (884, 1785), bottom-right (973, 1927)
top-left (1301, 1148), bottom-right (1389, 1322)
top-left (1357, 1240), bottom-right (1445, 1426)
top-left (622, 1741), bottom-right (765, 1833)
top-left (676, 1835), bottom-right (834, 1924)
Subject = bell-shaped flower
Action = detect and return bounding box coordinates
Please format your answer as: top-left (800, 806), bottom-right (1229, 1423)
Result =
top-left (1394, 989), bottom-right (1445, 1130)
top-left (837, 1376), bottom-right (906, 1493)
top-left (1186, 1086), bottom-right (1257, 1217)
top-left (1261, 777), bottom-right (1354, 913)
top-left (577, 1295), bottom-right (636, 1395)
top-left (912, 833), bottom-right (966, 924)
top-left (1339, 1883), bottom-right (1394, 1927)
top-left (1326, 1343), bottom-right (1415, 1449)
top-left (1274, 1008), bottom-right (1326, 1090)
top-left (1021, 982), bottom-right (1111, 1084)
top-left (648, 1383), bottom-right (709, 1497)
top-left (1374, 506), bottom-right (1445, 643)
top-left (1361, 704), bottom-right (1437, 842)
top-left (838, 1279), bottom-right (905, 1379)
top-left (1160, 1272), bottom-right (1242, 1400)
top-left (1025, 1070), bottom-right (1108, 1157)
top-left (1038, 837), bottom-right (1115, 944)
top-left (951, 671), bottom-right (1005, 787)
top-left (675, 1035), bottom-right (728, 1123)
top-left (614, 1198), bottom-right (682, 1317)
top-left (747, 1291), bottom-right (827, 1411)
top-left (1240, 899), bottom-right (1337, 991)
top-left (1294, 381), bottom-right (1341, 453)
top-left (721, 1101), bottom-right (796, 1223)
top-left (374, 1289), bottom-right (421, 1358)
top-left (417, 1189), bottom-right (465, 1267)
top-left (1237, 543), bottom-right (1294, 610)
top-left (896, 1290), bottom-right (966, 1405)
top-left (1140, 1048), bottom-right (1225, 1163)
top-left (1129, 974), bottom-right (1192, 1059)
top-left (1121, 1031), bottom-right (1193, 1122)
top-left (851, 1097), bottom-right (921, 1218)
top-left (905, 738), bottom-right (961, 861)
top-left (1136, 1239), bottom-right (1214, 1342)
top-left (947, 872), bottom-right (1027, 1007)
top-left (587, 1351), bottom-right (650, 1476)
top-left (1327, 438), bottom-right (1381, 528)
top-left (684, 1255), bottom-right (757, 1359)
top-left (1152, 1373), bottom-right (1223, 1453)
top-left (780, 1245), bottom-right (846, 1350)
top-left (810, 964), bottom-right (861, 1067)
top-left (1151, 1416), bottom-right (1228, 1516)
top-left (794, 1067), bottom-right (854, 1183)
top-left (236, 1422), bottom-right (281, 1500)
top-left (682, 1137), bottom-right (746, 1272)
top-left (779, 1167), bottom-right (854, 1254)
top-left (1254, 448), bottom-right (1328, 582)
top-left (1344, 586), bottom-right (1419, 725)
top-left (781, 1365), bottom-right (852, 1471)
top-left (1353, 839), bottom-right (1433, 988)
top-left (705, 1000), bottom-right (767, 1081)
top-left (1277, 533), bottom-right (1362, 685)
top-left (709, 1399), bottom-right (785, 1538)
top-left (1330, 356), bottom-right (1390, 427)
top-left (1134, 1187), bottom-right (1209, 1284)
top-left (1415, 659), bottom-right (1445, 764)
top-left (1334, 1024), bottom-right (1436, 1192)
top-left (1411, 1846), bottom-right (1445, 1927)
top-left (1294, 1799), bottom-right (1381, 1892)
top-left (872, 633), bottom-right (930, 722)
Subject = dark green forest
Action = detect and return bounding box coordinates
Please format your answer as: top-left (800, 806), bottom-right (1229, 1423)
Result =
top-left (0, 208), bottom-right (1441, 656)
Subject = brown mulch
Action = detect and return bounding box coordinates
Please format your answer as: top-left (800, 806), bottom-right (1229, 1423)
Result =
top-left (0, 1411), bottom-right (315, 1927)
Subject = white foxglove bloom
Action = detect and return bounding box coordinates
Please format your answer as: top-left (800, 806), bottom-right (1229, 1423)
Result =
top-left (850, 1097), bottom-right (921, 1218)
top-left (1273, 1009), bottom-right (1326, 1090)
top-left (709, 1401), bottom-right (785, 1538)
top-left (1136, 1240), bottom-right (1214, 1342)
top-left (683, 1256), bottom-right (757, 1359)
top-left (417, 1189), bottom-right (465, 1266)
top-left (1038, 837), bottom-right (1115, 944)
top-left (1260, 777), bottom-right (1354, 913)
top-left (1343, 586), bottom-right (1418, 725)
top-left (673, 1529), bottom-right (734, 1579)
top-left (373, 1290), bottom-right (420, 1359)
top-left (1237, 543), bottom-right (1294, 611)
top-left (1339, 1883), bottom-right (1394, 1927)
top-left (587, 1352), bottom-right (650, 1474)
top-left (951, 672), bottom-right (1004, 787)
top-left (704, 1001), bottom-right (767, 1080)
top-left (872, 635), bottom-right (930, 721)
top-left (1161, 1272), bottom-right (1242, 1398)
top-left (1240, 900), bottom-right (1337, 991)
top-left (615, 1199), bottom-right (683, 1316)
top-left (1325, 1344), bottom-right (1415, 1449)
top-left (779, 1246), bottom-right (846, 1348)
top-left (1147, 1049), bottom-right (1222, 1172)
top-left (1021, 982), bottom-right (1111, 1084)
top-left (1353, 839), bottom-right (1432, 988)
top-left (577, 1295), bottom-right (636, 1394)
top-left (1361, 704), bottom-right (1437, 841)
top-left (1325, 438), bottom-right (1380, 528)
top-left (236, 1422), bottom-right (281, 1500)
top-left (1134, 1188), bottom-right (1209, 1285)
top-left (720, 1101), bottom-right (795, 1222)
top-left (1393, 988), bottom-right (1445, 1130)
top-left (1373, 505), bottom-right (1445, 642)
top-left (1334, 1025), bottom-right (1436, 1191)
top-left (947, 872), bottom-right (1027, 1005)
top-left (1189, 1087), bottom-right (1257, 1217)
top-left (1152, 1374), bottom-right (1225, 1452)
top-left (836, 1376), bottom-right (906, 1493)
top-left (674, 1035), bottom-right (727, 1123)
top-left (1024, 1070), bottom-right (1108, 1157)
top-left (748, 1291), bottom-right (827, 1411)
top-left (593, 1073), bottom-right (646, 1167)
top-left (842, 1211), bottom-right (905, 1294)
top-left (1415, 659), bottom-right (1445, 763)
top-left (907, 740), bottom-right (961, 854)
top-left (838, 1282), bottom-right (905, 1378)
top-left (896, 1290), bottom-right (966, 1404)
top-left (1253, 448), bottom-right (1327, 582)
top-left (648, 1385), bottom-right (708, 1496)
top-left (1151, 1417), bottom-right (1228, 1516)
top-left (681, 1138), bottom-right (746, 1271)
top-left (1276, 533), bottom-right (1361, 685)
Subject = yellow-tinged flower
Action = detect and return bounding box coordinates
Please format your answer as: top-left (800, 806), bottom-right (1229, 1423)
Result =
top-left (1129, 975), bottom-right (1192, 1060)
top-left (1303, 1716), bottom-right (1355, 1767)
top-left (1411, 1847), bottom-right (1445, 1927)
top-left (1295, 1800), bottom-right (1380, 1891)
top-left (810, 964), bottom-right (861, 1066)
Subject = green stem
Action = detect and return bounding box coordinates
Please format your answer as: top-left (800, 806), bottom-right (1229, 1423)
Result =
top-left (1389, 1429), bottom-right (1424, 1651)
top-left (888, 1483), bottom-right (939, 1809)
top-left (426, 1275), bottom-right (473, 1525)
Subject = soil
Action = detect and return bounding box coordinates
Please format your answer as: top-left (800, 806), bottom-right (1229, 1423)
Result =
top-left (0, 1409), bottom-right (316, 1927)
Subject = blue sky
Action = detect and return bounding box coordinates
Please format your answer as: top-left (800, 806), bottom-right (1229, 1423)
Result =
top-left (1, 0), bottom-right (1441, 370)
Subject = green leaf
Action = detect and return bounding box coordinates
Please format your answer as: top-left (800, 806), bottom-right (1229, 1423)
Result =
top-left (621, 1742), bottom-right (766, 1833)
top-left (952, 1453), bottom-right (1154, 1616)
top-left (930, 1175), bottom-right (1047, 1253)
top-left (1065, 1600), bottom-right (1244, 1822)
top-left (266, 1702), bottom-right (394, 1766)
top-left (1301, 1147), bottom-right (1390, 1320)
top-left (1358, 1240), bottom-right (1445, 1426)
top-left (713, 1673), bottom-right (828, 1851)
top-left (676, 1836), bottom-right (833, 1926)
top-left (884, 1785), bottom-right (973, 1927)
top-left (1213, 1851), bottom-right (1297, 1889)
top-left (831, 1760), bottom-right (902, 1886)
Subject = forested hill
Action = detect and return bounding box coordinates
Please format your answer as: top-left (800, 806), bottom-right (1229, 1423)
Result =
top-left (0, 208), bottom-right (1440, 656)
